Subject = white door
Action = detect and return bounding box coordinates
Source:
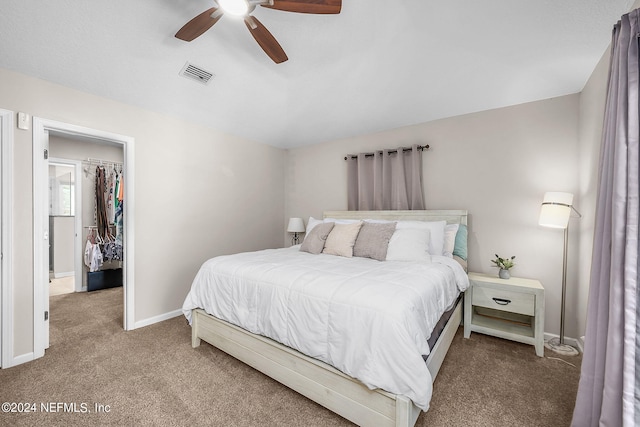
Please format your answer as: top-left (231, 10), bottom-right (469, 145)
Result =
top-left (43, 135), bottom-right (50, 349)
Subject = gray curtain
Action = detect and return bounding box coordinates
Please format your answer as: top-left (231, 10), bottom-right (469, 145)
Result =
top-left (571, 9), bottom-right (639, 427)
top-left (347, 145), bottom-right (425, 210)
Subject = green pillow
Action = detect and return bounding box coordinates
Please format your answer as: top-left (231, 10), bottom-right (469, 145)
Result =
top-left (453, 224), bottom-right (468, 261)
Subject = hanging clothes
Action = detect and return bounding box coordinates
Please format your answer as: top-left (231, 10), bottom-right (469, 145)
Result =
top-left (90, 240), bottom-right (103, 272)
top-left (117, 173), bottom-right (124, 204)
top-left (103, 168), bottom-right (124, 262)
top-left (114, 171), bottom-right (124, 260)
top-left (87, 162), bottom-right (123, 266)
top-left (113, 171), bottom-right (121, 212)
top-left (114, 201), bottom-right (123, 253)
top-left (84, 234), bottom-right (93, 269)
top-left (106, 167), bottom-right (117, 225)
top-left (84, 229), bottom-right (103, 272)
top-left (103, 234), bottom-right (120, 262)
top-left (95, 166), bottom-right (109, 240)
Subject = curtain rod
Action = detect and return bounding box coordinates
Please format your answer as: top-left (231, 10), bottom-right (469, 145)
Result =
top-left (343, 144), bottom-right (429, 161)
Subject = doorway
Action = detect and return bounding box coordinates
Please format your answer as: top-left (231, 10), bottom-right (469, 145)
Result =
top-left (32, 118), bottom-right (135, 359)
top-left (48, 159), bottom-right (81, 296)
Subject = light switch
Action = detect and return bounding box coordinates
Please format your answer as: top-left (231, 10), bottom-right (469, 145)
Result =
top-left (17, 112), bottom-right (29, 130)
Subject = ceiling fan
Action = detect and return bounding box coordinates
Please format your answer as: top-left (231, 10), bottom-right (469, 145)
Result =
top-left (175, 0), bottom-right (342, 64)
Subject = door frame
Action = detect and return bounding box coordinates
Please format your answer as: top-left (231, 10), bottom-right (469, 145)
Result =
top-left (33, 118), bottom-right (135, 359)
top-left (48, 157), bottom-right (83, 292)
top-left (0, 109), bottom-right (14, 368)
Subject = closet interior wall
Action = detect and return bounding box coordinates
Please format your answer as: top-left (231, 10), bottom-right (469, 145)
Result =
top-left (49, 135), bottom-right (124, 290)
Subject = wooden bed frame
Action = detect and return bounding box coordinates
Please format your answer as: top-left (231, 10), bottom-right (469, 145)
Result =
top-left (191, 210), bottom-right (468, 427)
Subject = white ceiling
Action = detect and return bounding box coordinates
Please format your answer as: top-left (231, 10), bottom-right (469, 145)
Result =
top-left (0, 0), bottom-right (635, 148)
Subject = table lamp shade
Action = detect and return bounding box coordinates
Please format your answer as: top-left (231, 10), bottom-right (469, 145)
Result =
top-left (287, 218), bottom-right (305, 233)
top-left (539, 192), bottom-right (573, 229)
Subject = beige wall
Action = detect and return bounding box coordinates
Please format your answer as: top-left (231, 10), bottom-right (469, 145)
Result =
top-left (576, 49), bottom-right (611, 341)
top-left (1, 68), bottom-right (285, 358)
top-left (286, 95), bottom-right (583, 340)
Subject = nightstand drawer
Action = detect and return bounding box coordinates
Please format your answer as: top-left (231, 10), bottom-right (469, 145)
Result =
top-left (471, 286), bottom-right (535, 316)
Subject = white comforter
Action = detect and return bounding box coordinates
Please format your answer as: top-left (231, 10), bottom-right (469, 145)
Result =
top-left (182, 246), bottom-right (469, 411)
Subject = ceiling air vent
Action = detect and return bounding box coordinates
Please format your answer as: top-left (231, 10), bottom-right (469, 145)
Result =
top-left (179, 62), bottom-right (214, 85)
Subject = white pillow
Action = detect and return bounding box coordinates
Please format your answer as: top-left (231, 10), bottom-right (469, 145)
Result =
top-left (305, 217), bottom-right (324, 235)
top-left (443, 223), bottom-right (460, 258)
top-left (386, 228), bottom-right (432, 262)
top-left (395, 220), bottom-right (447, 256)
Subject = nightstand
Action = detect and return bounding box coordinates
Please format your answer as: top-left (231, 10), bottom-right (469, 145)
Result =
top-left (464, 272), bottom-right (545, 357)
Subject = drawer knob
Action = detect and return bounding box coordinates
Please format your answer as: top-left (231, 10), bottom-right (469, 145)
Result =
top-left (492, 297), bottom-right (511, 305)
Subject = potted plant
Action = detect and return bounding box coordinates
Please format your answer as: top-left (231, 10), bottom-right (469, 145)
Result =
top-left (491, 254), bottom-right (515, 279)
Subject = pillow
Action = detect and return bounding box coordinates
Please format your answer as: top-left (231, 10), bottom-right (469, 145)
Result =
top-left (353, 222), bottom-right (397, 261)
top-left (306, 217), bottom-right (324, 235)
top-left (322, 221), bottom-right (363, 258)
top-left (453, 224), bottom-right (468, 261)
top-left (443, 224), bottom-right (460, 258)
top-left (395, 220), bottom-right (446, 256)
top-left (386, 228), bottom-right (432, 262)
top-left (300, 222), bottom-right (335, 254)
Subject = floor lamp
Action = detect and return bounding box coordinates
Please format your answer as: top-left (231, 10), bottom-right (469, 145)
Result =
top-left (538, 192), bottom-right (581, 356)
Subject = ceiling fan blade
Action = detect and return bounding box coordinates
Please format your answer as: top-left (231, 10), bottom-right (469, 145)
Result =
top-left (175, 7), bottom-right (223, 41)
top-left (262, 0), bottom-right (341, 14)
top-left (244, 16), bottom-right (288, 64)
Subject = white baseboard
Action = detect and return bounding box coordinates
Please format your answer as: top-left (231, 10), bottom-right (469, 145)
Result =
top-left (543, 332), bottom-right (583, 353)
top-left (53, 271), bottom-right (74, 279)
top-left (133, 309), bottom-right (183, 329)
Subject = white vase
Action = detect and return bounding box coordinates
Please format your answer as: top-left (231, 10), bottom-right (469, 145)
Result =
top-left (499, 269), bottom-right (510, 279)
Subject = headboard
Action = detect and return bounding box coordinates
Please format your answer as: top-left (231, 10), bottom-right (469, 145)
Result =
top-left (323, 210), bottom-right (468, 226)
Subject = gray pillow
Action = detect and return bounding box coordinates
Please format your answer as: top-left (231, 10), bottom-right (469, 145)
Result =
top-left (300, 222), bottom-right (335, 254)
top-left (353, 222), bottom-right (397, 261)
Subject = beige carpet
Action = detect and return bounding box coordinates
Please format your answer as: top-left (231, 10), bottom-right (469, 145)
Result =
top-left (0, 288), bottom-right (581, 426)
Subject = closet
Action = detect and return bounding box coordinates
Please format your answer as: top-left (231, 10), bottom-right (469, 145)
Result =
top-left (84, 160), bottom-right (124, 291)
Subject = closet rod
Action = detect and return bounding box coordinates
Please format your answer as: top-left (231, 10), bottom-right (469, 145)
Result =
top-left (83, 157), bottom-right (122, 166)
top-left (343, 144), bottom-right (429, 161)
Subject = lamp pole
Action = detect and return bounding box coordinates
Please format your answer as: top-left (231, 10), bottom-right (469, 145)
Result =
top-left (560, 226), bottom-right (568, 345)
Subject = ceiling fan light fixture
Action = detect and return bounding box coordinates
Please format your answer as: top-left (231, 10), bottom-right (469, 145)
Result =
top-left (218, 0), bottom-right (250, 16)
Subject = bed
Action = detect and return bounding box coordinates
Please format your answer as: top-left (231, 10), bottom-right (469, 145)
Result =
top-left (183, 210), bottom-right (469, 427)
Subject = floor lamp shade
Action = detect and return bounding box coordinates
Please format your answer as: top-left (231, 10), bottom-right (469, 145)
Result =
top-left (539, 192), bottom-right (573, 229)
